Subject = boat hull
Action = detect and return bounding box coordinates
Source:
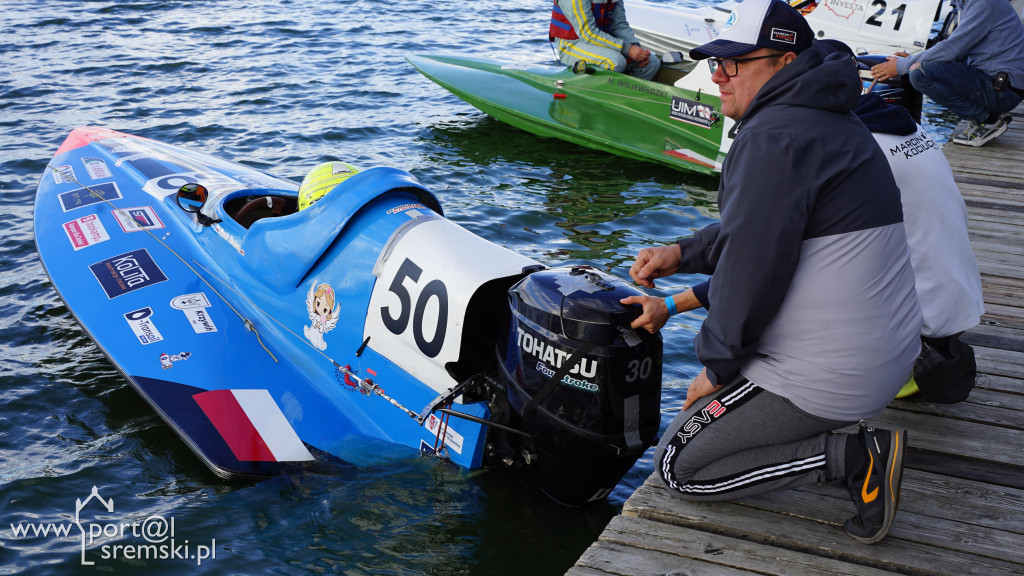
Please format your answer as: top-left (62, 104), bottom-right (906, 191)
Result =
top-left (34, 127), bottom-right (665, 505)
top-left (35, 127), bottom-right (531, 476)
top-left (626, 0), bottom-right (949, 60)
top-left (407, 54), bottom-right (729, 174)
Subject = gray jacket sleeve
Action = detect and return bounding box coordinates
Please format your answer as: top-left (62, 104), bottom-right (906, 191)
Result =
top-left (898, 0), bottom-right (995, 75)
top-left (608, 0), bottom-right (640, 55)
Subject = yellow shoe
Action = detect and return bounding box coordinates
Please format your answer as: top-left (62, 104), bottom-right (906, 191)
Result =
top-left (895, 377), bottom-right (919, 399)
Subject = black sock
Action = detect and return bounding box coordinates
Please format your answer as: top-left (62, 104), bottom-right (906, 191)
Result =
top-left (985, 111), bottom-right (1001, 125)
top-left (844, 433), bottom-right (867, 480)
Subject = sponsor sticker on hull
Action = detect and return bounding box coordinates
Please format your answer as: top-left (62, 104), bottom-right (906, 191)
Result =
top-left (426, 413), bottom-right (464, 454)
top-left (112, 206), bottom-right (164, 232)
top-left (171, 292), bottom-right (217, 334)
top-left (669, 96), bottom-right (716, 129)
top-left (89, 248), bottom-right (167, 299)
top-left (63, 214), bottom-right (110, 250)
top-left (58, 182), bottom-right (122, 212)
top-left (81, 157), bottom-right (113, 180)
top-left (123, 307), bottom-right (164, 345)
top-left (52, 165), bottom-right (76, 184)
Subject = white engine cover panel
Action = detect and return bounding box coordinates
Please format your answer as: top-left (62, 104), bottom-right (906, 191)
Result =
top-left (365, 215), bottom-right (540, 394)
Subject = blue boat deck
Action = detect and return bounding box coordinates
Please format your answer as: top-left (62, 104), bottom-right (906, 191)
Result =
top-left (567, 105), bottom-right (1024, 576)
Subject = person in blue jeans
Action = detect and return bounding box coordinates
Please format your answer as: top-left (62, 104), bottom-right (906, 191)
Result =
top-left (869, 0), bottom-right (1024, 146)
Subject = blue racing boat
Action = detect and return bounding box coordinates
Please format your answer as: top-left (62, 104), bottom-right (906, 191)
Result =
top-left (34, 127), bottom-right (663, 505)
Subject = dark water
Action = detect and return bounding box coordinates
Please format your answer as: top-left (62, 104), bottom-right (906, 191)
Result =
top-left (0, 1), bottom-right (958, 574)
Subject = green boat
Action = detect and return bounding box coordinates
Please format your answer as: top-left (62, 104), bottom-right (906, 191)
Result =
top-left (407, 54), bottom-right (734, 175)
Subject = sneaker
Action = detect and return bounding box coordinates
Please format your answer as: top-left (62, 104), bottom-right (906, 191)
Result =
top-left (951, 117), bottom-right (1009, 146)
top-left (844, 422), bottom-right (907, 544)
top-left (894, 377), bottom-right (919, 399)
top-left (949, 123), bottom-right (967, 141)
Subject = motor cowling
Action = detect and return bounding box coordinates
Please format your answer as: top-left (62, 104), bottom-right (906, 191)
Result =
top-left (497, 265), bottom-right (662, 506)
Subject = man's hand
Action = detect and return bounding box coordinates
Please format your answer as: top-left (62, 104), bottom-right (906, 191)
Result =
top-left (683, 368), bottom-right (723, 411)
top-left (629, 244), bottom-right (681, 288)
top-left (628, 44), bottom-right (651, 66)
top-left (619, 294), bottom-right (670, 333)
top-left (870, 56), bottom-right (900, 82)
top-left (620, 289), bottom-right (701, 333)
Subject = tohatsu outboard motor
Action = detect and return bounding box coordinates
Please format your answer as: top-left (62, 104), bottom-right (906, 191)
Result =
top-left (496, 265), bottom-right (662, 506)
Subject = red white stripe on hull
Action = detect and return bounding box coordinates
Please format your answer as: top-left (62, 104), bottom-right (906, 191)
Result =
top-left (194, 389), bottom-right (314, 462)
top-left (663, 148), bottom-right (720, 170)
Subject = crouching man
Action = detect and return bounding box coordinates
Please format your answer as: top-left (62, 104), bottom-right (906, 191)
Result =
top-left (622, 0), bottom-right (921, 543)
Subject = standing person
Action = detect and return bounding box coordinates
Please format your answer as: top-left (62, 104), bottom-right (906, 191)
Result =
top-left (869, 0), bottom-right (1024, 147)
top-left (548, 0), bottom-right (660, 80)
top-left (620, 0), bottom-right (922, 544)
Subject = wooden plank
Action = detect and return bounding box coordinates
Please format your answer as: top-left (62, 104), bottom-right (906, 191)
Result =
top-left (982, 288), bottom-right (1024, 306)
top-left (950, 162), bottom-right (1024, 181)
top-left (962, 195), bottom-right (1024, 212)
top-left (973, 254), bottom-right (1024, 272)
top-left (961, 187), bottom-right (1024, 203)
top-left (966, 216), bottom-right (1024, 233)
top-left (975, 317), bottom-right (1024, 336)
top-left (908, 447), bottom-right (1024, 490)
top-left (966, 324), bottom-right (1024, 350)
top-left (573, 515), bottom-right (900, 576)
top-left (971, 231), bottom-right (1024, 249)
top-left (570, 542), bottom-right (762, 576)
top-left (982, 275), bottom-right (1024, 291)
top-left (970, 240), bottom-right (1024, 257)
top-left (890, 387), bottom-right (1024, 430)
top-left (967, 206), bottom-right (1024, 224)
top-left (863, 408), bottom-right (1024, 468)
top-left (624, 476), bottom-right (1024, 575)
top-left (949, 146), bottom-right (1024, 166)
top-left (978, 261), bottom-right (1024, 281)
top-left (973, 344), bottom-right (1024, 373)
top-left (949, 164), bottom-right (1024, 182)
top-left (974, 373), bottom-right (1024, 395)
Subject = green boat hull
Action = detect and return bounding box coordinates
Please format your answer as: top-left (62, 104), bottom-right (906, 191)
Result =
top-left (407, 54), bottom-right (728, 175)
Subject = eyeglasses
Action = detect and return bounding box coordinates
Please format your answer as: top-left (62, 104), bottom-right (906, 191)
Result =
top-left (707, 54), bottom-right (783, 77)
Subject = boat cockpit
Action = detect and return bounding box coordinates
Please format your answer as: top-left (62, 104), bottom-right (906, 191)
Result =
top-left (223, 194), bottom-right (299, 228)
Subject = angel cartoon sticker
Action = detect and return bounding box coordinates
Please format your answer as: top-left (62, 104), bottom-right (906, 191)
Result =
top-left (304, 280), bottom-right (340, 350)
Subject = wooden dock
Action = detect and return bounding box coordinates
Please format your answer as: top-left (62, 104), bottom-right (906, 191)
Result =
top-left (568, 107), bottom-right (1024, 576)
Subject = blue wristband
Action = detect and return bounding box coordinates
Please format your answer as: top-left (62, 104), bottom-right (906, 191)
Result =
top-left (664, 296), bottom-right (678, 316)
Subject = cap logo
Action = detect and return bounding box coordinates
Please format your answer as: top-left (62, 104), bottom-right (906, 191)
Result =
top-left (722, 11), bottom-right (738, 31)
top-left (771, 28), bottom-right (797, 44)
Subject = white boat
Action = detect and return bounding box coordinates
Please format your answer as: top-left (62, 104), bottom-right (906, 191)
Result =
top-left (626, 0), bottom-right (952, 61)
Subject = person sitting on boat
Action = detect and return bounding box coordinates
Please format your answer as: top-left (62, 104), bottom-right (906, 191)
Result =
top-left (869, 0), bottom-right (1024, 147)
top-left (620, 0), bottom-right (921, 544)
top-left (788, 0), bottom-right (817, 15)
top-left (548, 0), bottom-right (660, 80)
